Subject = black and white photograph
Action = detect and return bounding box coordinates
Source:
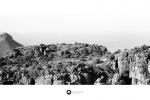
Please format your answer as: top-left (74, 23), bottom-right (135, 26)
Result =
top-left (0, 0), bottom-right (150, 100)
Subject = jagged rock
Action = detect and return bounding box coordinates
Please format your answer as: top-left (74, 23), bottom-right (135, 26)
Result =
top-left (129, 51), bottom-right (150, 85)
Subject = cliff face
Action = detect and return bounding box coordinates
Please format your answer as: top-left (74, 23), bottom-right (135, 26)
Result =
top-left (130, 52), bottom-right (150, 85)
top-left (114, 47), bottom-right (150, 85)
top-left (0, 33), bottom-right (22, 57)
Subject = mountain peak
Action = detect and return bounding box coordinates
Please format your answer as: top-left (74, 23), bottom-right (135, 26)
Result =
top-left (0, 32), bottom-right (22, 57)
top-left (0, 33), bottom-right (13, 41)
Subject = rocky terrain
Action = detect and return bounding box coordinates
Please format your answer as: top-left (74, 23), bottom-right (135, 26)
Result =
top-left (0, 33), bottom-right (150, 85)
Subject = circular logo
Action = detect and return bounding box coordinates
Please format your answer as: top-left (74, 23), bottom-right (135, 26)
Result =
top-left (66, 90), bottom-right (72, 95)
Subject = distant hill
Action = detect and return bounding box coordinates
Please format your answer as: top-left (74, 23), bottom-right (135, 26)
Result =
top-left (0, 33), bottom-right (22, 57)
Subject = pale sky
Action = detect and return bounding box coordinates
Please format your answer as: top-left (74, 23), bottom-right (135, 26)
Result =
top-left (0, 0), bottom-right (150, 52)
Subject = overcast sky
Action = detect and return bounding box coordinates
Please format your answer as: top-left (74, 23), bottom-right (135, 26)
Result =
top-left (0, 0), bottom-right (150, 52)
